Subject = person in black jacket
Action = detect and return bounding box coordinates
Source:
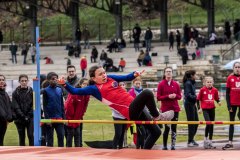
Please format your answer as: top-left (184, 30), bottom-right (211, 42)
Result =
top-left (183, 70), bottom-right (199, 147)
top-left (90, 46), bottom-right (98, 63)
top-left (144, 27), bottom-right (153, 52)
top-left (12, 74), bottom-right (34, 146)
top-left (0, 74), bottom-right (13, 146)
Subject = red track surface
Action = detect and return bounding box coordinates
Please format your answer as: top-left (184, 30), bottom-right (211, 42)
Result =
top-left (0, 147), bottom-right (238, 160)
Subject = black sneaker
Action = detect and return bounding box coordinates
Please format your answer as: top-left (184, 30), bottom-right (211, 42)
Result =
top-left (222, 144), bottom-right (234, 150)
top-left (192, 140), bottom-right (199, 146)
top-left (162, 146), bottom-right (168, 150)
top-left (188, 141), bottom-right (199, 147)
top-left (171, 146), bottom-right (175, 150)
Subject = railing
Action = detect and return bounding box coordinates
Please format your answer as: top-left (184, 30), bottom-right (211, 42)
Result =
top-left (221, 40), bottom-right (240, 62)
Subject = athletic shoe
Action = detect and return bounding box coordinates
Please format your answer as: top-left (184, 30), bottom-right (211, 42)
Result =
top-left (188, 141), bottom-right (199, 147)
top-left (204, 140), bottom-right (209, 149)
top-left (171, 146), bottom-right (175, 150)
top-left (162, 146), bottom-right (168, 150)
top-left (192, 140), bottom-right (199, 146)
top-left (222, 144), bottom-right (234, 150)
top-left (208, 142), bottom-right (216, 149)
top-left (154, 110), bottom-right (174, 121)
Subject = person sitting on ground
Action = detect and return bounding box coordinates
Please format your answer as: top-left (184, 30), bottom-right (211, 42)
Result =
top-left (209, 32), bottom-right (217, 44)
top-left (142, 51), bottom-right (152, 66)
top-left (99, 50), bottom-right (108, 66)
top-left (60, 65), bottom-right (174, 149)
top-left (104, 57), bottom-right (113, 71)
top-left (137, 50), bottom-right (145, 67)
top-left (118, 58), bottom-right (126, 72)
top-left (44, 57), bottom-right (54, 64)
top-left (107, 39), bottom-right (118, 53)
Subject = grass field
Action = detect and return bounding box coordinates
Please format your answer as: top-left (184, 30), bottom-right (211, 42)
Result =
top-left (4, 98), bottom-right (230, 147)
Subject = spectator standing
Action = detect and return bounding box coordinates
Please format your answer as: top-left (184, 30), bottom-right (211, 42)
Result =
top-left (90, 46), bottom-right (98, 63)
top-left (80, 56), bottom-right (87, 78)
top-left (75, 27), bottom-right (81, 47)
top-left (133, 23), bottom-right (141, 52)
top-left (0, 30), bottom-right (3, 44)
top-left (224, 21), bottom-right (232, 42)
top-left (29, 43), bottom-right (36, 64)
top-left (187, 38), bottom-right (198, 59)
top-left (82, 27), bottom-right (90, 49)
top-left (67, 65), bottom-right (80, 87)
top-left (233, 19), bottom-right (240, 41)
top-left (118, 58), bottom-right (126, 72)
top-left (22, 41), bottom-right (29, 64)
top-left (183, 70), bottom-right (199, 147)
top-left (197, 77), bottom-right (221, 149)
top-left (183, 23), bottom-right (190, 44)
top-left (128, 77), bottom-right (146, 149)
top-left (196, 35), bottom-right (206, 59)
top-left (144, 27), bottom-right (153, 51)
top-left (178, 44), bottom-right (188, 65)
top-left (0, 74), bottom-right (13, 146)
top-left (9, 41), bottom-right (18, 64)
top-left (12, 74), bottom-right (34, 146)
top-left (222, 62), bottom-right (240, 150)
top-left (42, 72), bottom-right (65, 147)
top-left (176, 30), bottom-right (181, 50)
top-left (65, 78), bottom-right (90, 147)
top-left (169, 32), bottom-right (174, 51)
top-left (157, 67), bottom-right (181, 150)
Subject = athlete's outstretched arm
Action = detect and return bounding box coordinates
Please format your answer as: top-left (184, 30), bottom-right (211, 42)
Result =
top-left (108, 70), bottom-right (145, 82)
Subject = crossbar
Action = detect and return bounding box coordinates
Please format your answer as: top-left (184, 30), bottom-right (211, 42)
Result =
top-left (41, 119), bottom-right (240, 125)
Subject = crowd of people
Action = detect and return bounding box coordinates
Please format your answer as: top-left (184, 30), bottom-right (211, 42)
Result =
top-left (1, 20), bottom-right (240, 150)
top-left (0, 62), bottom-right (240, 151)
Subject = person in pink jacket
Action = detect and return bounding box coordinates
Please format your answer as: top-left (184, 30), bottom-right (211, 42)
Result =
top-left (157, 67), bottom-right (182, 150)
top-left (64, 78), bottom-right (90, 147)
top-left (128, 77), bottom-right (146, 149)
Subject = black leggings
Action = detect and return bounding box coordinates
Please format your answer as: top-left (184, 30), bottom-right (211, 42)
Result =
top-left (202, 108), bottom-right (215, 140)
top-left (184, 102), bottom-right (199, 143)
top-left (229, 106), bottom-right (240, 141)
top-left (112, 117), bottom-right (127, 149)
top-left (15, 120), bottom-right (34, 146)
top-left (0, 120), bottom-right (7, 146)
top-left (163, 112), bottom-right (179, 147)
top-left (129, 89), bottom-right (161, 149)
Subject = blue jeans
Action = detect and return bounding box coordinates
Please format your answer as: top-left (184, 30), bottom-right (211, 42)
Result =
top-left (46, 123), bottom-right (64, 147)
top-left (84, 40), bottom-right (90, 49)
top-left (12, 53), bottom-right (17, 64)
top-left (145, 40), bottom-right (151, 51)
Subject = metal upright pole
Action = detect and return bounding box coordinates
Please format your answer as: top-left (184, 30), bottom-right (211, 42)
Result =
top-left (33, 27), bottom-right (41, 146)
